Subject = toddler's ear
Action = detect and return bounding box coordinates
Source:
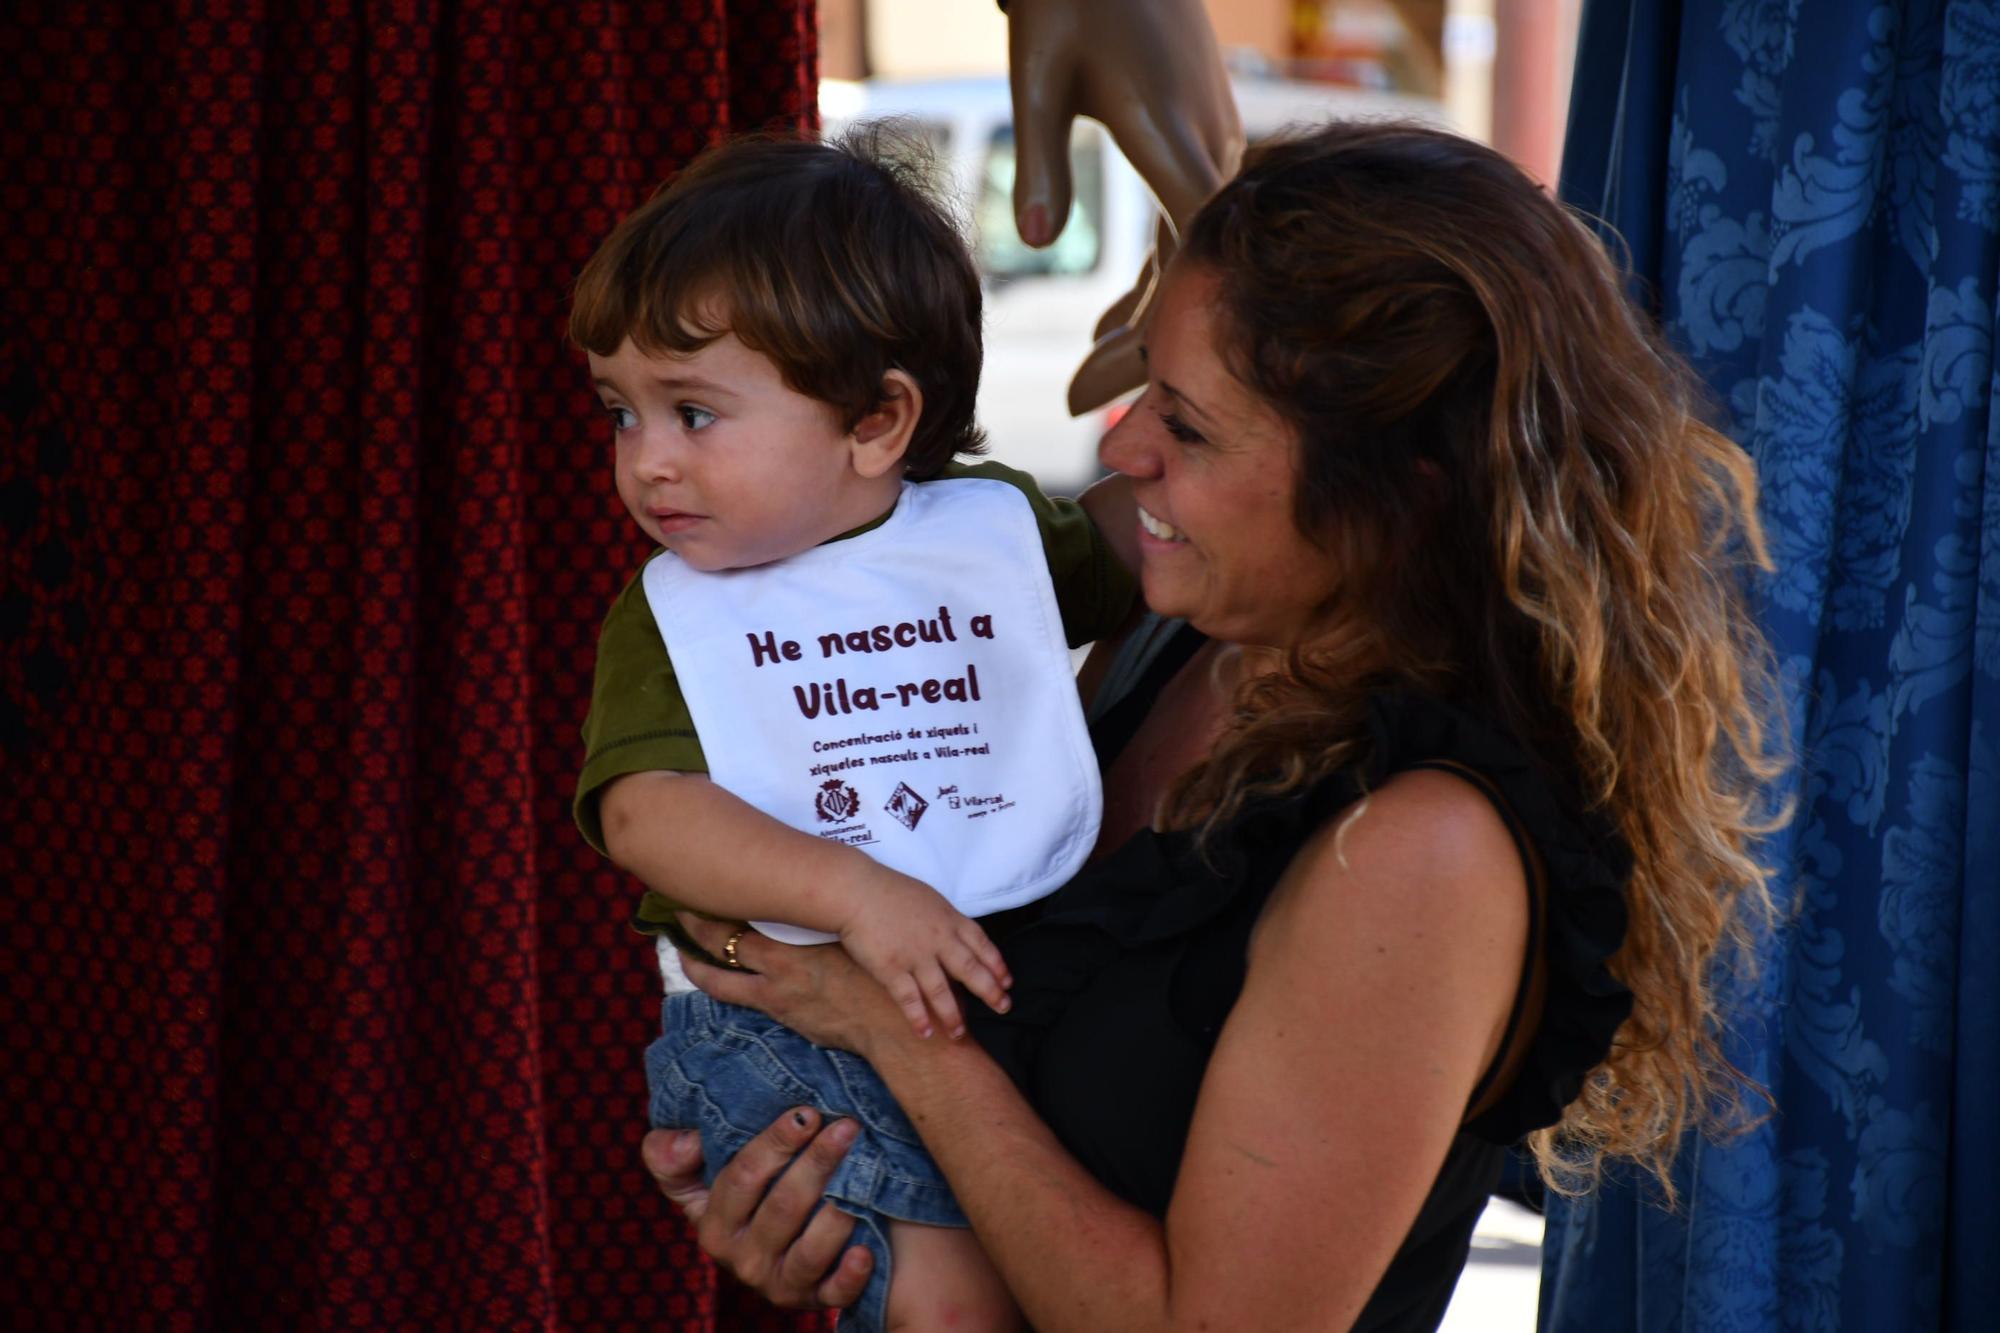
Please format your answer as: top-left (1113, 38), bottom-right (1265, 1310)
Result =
top-left (849, 370), bottom-right (922, 480)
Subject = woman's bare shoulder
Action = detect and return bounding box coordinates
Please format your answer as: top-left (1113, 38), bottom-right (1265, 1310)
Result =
top-left (1255, 765), bottom-right (1530, 991)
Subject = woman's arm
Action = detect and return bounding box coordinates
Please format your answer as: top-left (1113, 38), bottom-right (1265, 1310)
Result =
top-left (686, 767), bottom-right (1529, 1330)
top-left (1156, 769), bottom-right (1528, 1326)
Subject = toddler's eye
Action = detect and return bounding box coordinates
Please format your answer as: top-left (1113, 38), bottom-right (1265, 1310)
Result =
top-left (678, 405), bottom-right (717, 431)
top-left (602, 404), bottom-right (638, 432)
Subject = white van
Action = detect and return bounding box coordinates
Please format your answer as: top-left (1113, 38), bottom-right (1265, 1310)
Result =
top-left (821, 74), bottom-right (1447, 493)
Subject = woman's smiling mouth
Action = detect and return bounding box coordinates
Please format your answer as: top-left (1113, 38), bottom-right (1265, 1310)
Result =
top-left (1138, 505), bottom-right (1186, 543)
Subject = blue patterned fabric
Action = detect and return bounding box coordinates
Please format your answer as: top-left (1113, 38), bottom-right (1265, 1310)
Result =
top-left (1544, 2), bottom-right (1999, 1329)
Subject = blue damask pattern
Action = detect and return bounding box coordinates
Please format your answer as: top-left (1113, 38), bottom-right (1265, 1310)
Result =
top-left (1546, 2), bottom-right (1999, 1330)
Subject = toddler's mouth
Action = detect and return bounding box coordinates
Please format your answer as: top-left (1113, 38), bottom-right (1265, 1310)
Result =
top-left (650, 508), bottom-right (704, 534)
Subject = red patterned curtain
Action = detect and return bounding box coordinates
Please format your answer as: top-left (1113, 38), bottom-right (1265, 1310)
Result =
top-left (1, 4), bottom-right (830, 1328)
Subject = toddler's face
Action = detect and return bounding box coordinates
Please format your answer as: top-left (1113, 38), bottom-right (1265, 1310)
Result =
top-left (591, 334), bottom-right (873, 571)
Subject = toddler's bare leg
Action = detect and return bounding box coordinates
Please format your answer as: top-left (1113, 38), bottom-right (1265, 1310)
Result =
top-left (884, 1220), bottom-right (1022, 1333)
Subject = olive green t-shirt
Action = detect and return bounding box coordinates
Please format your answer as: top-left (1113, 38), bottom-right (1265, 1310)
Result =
top-left (575, 460), bottom-right (1135, 933)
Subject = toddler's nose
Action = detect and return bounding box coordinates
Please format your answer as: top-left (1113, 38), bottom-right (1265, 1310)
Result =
top-left (635, 427), bottom-right (684, 483)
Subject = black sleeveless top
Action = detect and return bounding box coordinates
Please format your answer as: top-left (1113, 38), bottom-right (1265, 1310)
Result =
top-left (968, 630), bottom-right (1634, 1331)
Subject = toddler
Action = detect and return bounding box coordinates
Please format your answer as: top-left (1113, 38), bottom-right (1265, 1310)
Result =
top-left (570, 129), bottom-right (1134, 1332)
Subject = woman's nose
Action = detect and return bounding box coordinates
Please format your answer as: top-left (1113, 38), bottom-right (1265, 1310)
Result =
top-left (1097, 406), bottom-right (1157, 479)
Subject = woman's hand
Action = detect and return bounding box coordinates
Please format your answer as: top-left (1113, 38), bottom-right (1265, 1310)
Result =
top-left (1004, 0), bottom-right (1244, 413)
top-left (676, 914), bottom-right (919, 1056)
top-left (640, 1113), bottom-right (874, 1310)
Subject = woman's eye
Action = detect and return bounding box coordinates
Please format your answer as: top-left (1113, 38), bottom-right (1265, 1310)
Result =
top-left (1159, 410), bottom-right (1205, 445)
top-left (678, 404), bottom-right (717, 431)
top-left (603, 404), bottom-right (638, 432)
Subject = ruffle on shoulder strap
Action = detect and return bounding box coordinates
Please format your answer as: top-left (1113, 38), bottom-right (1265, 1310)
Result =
top-left (1371, 695), bottom-right (1635, 1142)
top-left (1205, 692), bottom-right (1638, 1143)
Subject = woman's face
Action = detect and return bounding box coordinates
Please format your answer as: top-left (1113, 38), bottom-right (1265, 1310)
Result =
top-left (1098, 262), bottom-right (1339, 649)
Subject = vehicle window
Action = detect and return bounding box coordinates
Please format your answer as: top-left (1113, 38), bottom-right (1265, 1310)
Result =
top-left (976, 122), bottom-right (1103, 280)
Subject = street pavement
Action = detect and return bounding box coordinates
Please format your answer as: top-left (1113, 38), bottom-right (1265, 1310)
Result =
top-left (1439, 1198), bottom-right (1544, 1332)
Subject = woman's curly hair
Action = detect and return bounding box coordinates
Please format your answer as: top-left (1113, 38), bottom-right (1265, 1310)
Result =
top-left (1160, 122), bottom-right (1789, 1205)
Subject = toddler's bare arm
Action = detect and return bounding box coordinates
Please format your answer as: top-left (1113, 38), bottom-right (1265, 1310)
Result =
top-left (601, 772), bottom-right (1010, 1036)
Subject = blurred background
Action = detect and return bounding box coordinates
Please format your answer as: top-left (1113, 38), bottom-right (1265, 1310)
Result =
top-left (814, 0), bottom-right (1582, 494)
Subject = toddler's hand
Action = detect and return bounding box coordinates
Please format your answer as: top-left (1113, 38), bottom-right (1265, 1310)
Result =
top-left (837, 874), bottom-right (1012, 1040)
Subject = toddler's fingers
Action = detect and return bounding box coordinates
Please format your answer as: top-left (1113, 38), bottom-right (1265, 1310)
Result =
top-left (961, 922), bottom-right (1011, 990)
top-left (888, 974), bottom-right (934, 1039)
top-left (918, 961), bottom-right (966, 1041)
top-left (944, 943), bottom-right (1011, 1016)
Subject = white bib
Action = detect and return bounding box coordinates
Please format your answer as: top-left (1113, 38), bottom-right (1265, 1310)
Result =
top-left (643, 477), bottom-right (1102, 945)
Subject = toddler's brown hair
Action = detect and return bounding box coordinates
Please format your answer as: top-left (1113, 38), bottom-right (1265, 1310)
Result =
top-left (570, 126), bottom-right (986, 477)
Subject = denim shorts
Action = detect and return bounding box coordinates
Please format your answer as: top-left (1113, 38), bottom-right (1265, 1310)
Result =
top-left (646, 991), bottom-right (968, 1333)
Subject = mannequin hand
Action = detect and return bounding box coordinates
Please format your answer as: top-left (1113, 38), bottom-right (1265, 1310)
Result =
top-left (1005, 0), bottom-right (1244, 411)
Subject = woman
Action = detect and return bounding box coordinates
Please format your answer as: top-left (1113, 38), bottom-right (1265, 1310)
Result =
top-left (650, 122), bottom-right (1786, 1330)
